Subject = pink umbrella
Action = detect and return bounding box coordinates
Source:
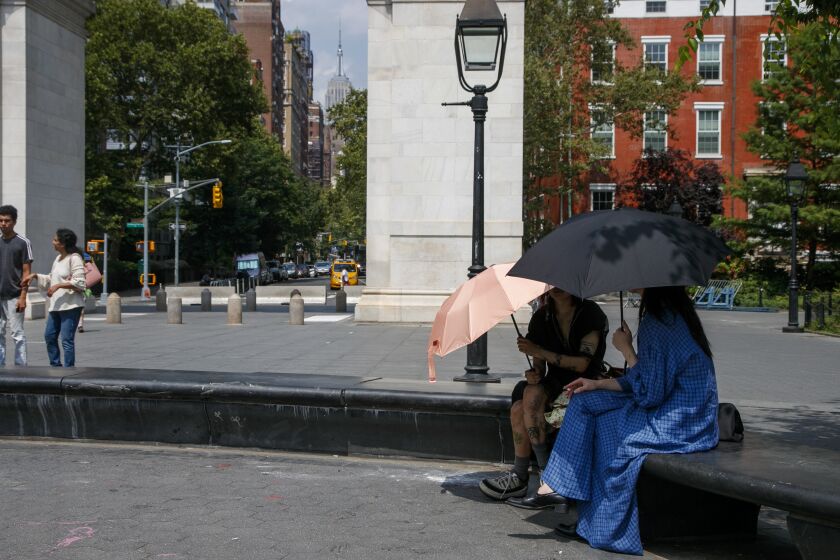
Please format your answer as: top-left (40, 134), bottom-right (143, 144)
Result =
top-left (427, 262), bottom-right (551, 382)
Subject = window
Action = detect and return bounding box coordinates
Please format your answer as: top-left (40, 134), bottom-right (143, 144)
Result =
top-left (695, 103), bottom-right (723, 157)
top-left (765, 0), bottom-right (779, 13)
top-left (590, 184), bottom-right (616, 211)
top-left (591, 43), bottom-right (615, 84)
top-left (646, 1), bottom-right (666, 13)
top-left (762, 37), bottom-right (787, 80)
top-left (699, 0), bottom-right (711, 8)
top-left (591, 107), bottom-right (614, 158)
top-left (644, 110), bottom-right (667, 153)
top-left (759, 102), bottom-right (787, 159)
top-left (643, 39), bottom-right (669, 74)
top-left (697, 39), bottom-right (723, 83)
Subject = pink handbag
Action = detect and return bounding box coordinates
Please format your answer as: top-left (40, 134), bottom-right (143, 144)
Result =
top-left (84, 260), bottom-right (102, 288)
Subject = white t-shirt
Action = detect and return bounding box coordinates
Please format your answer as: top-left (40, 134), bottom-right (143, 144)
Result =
top-left (36, 253), bottom-right (86, 312)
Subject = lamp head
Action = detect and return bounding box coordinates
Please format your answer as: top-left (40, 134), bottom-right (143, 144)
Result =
top-left (454, 0), bottom-right (507, 93)
top-left (784, 159), bottom-right (808, 199)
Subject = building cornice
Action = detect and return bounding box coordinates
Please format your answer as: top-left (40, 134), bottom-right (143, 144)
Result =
top-left (0, 0), bottom-right (95, 38)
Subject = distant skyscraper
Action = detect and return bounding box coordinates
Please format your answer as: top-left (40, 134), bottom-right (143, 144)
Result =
top-left (324, 22), bottom-right (352, 115)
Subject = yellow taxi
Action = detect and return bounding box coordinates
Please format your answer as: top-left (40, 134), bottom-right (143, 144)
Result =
top-left (330, 260), bottom-right (359, 289)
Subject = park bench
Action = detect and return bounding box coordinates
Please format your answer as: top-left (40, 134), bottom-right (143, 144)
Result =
top-left (638, 435), bottom-right (839, 560)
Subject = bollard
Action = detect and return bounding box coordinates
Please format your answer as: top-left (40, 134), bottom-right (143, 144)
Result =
top-left (167, 297), bottom-right (183, 324)
top-left (804, 292), bottom-right (812, 327)
top-left (335, 288), bottom-right (347, 313)
top-left (816, 300), bottom-right (826, 330)
top-left (106, 293), bottom-right (121, 324)
top-left (245, 288), bottom-right (257, 312)
top-left (289, 292), bottom-right (304, 325)
top-left (156, 285), bottom-right (167, 312)
top-left (200, 288), bottom-right (211, 312)
top-left (227, 293), bottom-right (243, 325)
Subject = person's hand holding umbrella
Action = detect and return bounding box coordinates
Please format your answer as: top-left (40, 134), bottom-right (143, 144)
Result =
top-left (611, 319), bottom-right (638, 368)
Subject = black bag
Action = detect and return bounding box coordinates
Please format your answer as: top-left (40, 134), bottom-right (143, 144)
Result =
top-left (717, 402), bottom-right (744, 442)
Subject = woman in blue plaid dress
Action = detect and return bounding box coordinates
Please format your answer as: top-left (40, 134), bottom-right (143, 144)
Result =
top-left (534, 286), bottom-right (719, 555)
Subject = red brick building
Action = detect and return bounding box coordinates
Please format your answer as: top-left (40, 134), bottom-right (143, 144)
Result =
top-left (547, 0), bottom-right (782, 223)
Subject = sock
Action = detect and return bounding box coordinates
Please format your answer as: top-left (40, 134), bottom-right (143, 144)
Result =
top-left (532, 443), bottom-right (550, 471)
top-left (512, 456), bottom-right (530, 480)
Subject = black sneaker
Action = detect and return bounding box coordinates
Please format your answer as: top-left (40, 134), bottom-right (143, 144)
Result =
top-left (479, 472), bottom-right (528, 500)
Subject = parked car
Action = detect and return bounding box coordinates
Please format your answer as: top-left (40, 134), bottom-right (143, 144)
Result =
top-left (283, 262), bottom-right (298, 279)
top-left (266, 260), bottom-right (288, 282)
top-left (314, 261), bottom-right (330, 276)
top-left (330, 260), bottom-right (359, 289)
top-left (296, 263), bottom-right (308, 279)
top-left (234, 252), bottom-right (271, 286)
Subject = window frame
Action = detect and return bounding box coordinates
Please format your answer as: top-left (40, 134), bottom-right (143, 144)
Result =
top-left (643, 109), bottom-right (668, 154)
top-left (761, 34), bottom-right (787, 81)
top-left (694, 102), bottom-right (724, 159)
top-left (645, 0), bottom-right (667, 14)
top-left (590, 183), bottom-right (616, 211)
top-left (642, 36), bottom-right (670, 75)
top-left (696, 36), bottom-right (724, 85)
top-left (590, 105), bottom-right (615, 159)
top-left (590, 42), bottom-right (616, 85)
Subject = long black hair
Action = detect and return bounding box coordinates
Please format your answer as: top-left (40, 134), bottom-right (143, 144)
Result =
top-left (640, 286), bottom-right (712, 358)
top-left (55, 228), bottom-right (83, 257)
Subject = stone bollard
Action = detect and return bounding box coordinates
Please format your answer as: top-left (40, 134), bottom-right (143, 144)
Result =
top-left (335, 288), bottom-right (347, 313)
top-left (227, 293), bottom-right (243, 325)
top-left (167, 297), bottom-right (182, 324)
top-left (106, 293), bottom-right (122, 324)
top-left (200, 288), bottom-right (211, 312)
top-left (289, 292), bottom-right (304, 325)
top-left (84, 294), bottom-right (97, 314)
top-left (245, 288), bottom-right (257, 312)
top-left (156, 285), bottom-right (167, 312)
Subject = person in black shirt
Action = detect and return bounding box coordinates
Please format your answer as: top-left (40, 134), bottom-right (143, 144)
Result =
top-left (480, 287), bottom-right (608, 502)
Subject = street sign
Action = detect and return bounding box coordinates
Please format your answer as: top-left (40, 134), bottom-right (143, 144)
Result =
top-left (126, 223), bottom-right (144, 229)
top-left (169, 223), bottom-right (187, 231)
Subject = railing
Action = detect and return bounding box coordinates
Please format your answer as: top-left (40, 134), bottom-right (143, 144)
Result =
top-left (693, 280), bottom-right (743, 310)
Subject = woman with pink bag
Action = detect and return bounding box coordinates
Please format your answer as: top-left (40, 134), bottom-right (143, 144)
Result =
top-left (77, 252), bottom-right (102, 333)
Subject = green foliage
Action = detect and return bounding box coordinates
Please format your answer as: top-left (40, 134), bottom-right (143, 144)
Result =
top-left (618, 148), bottom-right (724, 226)
top-left (722, 22), bottom-right (840, 288)
top-left (523, 0), bottom-right (698, 248)
top-left (326, 89), bottom-right (367, 243)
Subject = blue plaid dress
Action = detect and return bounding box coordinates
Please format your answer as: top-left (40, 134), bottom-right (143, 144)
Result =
top-left (541, 311), bottom-right (719, 555)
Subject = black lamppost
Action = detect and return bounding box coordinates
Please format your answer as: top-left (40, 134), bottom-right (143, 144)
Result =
top-left (666, 197), bottom-right (683, 218)
top-left (783, 159), bottom-right (807, 333)
top-left (443, 0), bottom-right (507, 383)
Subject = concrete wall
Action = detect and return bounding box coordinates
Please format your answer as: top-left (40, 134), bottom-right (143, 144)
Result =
top-left (357, 0), bottom-right (525, 323)
top-left (0, 0), bottom-right (93, 271)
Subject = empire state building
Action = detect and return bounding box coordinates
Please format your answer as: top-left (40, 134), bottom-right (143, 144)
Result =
top-left (325, 24), bottom-right (352, 115)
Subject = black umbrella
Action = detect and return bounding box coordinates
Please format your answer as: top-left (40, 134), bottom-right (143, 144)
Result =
top-left (508, 208), bottom-right (731, 298)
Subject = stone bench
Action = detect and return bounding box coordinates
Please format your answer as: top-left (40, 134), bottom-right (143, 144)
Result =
top-left (640, 437), bottom-right (840, 560)
top-left (255, 285), bottom-right (326, 304)
top-left (164, 286), bottom-right (235, 305)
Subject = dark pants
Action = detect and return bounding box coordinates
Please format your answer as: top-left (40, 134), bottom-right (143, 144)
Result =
top-left (44, 307), bottom-right (83, 367)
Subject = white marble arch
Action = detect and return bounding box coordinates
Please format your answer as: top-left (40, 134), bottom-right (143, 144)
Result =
top-left (357, 0), bottom-right (525, 323)
top-left (1, 0), bottom-right (94, 282)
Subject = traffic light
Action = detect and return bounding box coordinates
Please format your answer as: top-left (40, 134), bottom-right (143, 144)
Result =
top-left (87, 240), bottom-right (104, 254)
top-left (212, 181), bottom-right (223, 209)
top-left (135, 241), bottom-right (156, 253)
top-left (139, 273), bottom-right (156, 286)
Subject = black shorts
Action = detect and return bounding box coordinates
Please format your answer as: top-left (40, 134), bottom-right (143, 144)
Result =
top-left (511, 375), bottom-right (566, 407)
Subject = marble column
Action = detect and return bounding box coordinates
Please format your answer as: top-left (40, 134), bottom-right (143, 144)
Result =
top-left (357, 0), bottom-right (525, 322)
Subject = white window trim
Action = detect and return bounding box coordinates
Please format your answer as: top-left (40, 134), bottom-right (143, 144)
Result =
top-left (642, 38), bottom-right (670, 75)
top-left (760, 34), bottom-right (787, 82)
top-left (643, 109), bottom-right (668, 154)
top-left (644, 0), bottom-right (667, 14)
top-left (590, 106), bottom-right (615, 159)
top-left (591, 42), bottom-right (616, 85)
top-left (696, 36), bottom-right (725, 85)
top-left (694, 102), bottom-right (724, 159)
top-left (590, 183), bottom-right (616, 211)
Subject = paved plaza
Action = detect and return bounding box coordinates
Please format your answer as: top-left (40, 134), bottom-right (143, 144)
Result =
top-left (3, 299), bottom-right (839, 558)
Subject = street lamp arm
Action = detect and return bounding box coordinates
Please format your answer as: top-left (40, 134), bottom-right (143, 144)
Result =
top-left (146, 177), bottom-right (220, 217)
top-left (172, 139), bottom-right (232, 159)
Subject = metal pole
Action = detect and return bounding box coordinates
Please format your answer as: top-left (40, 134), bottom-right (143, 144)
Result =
top-left (174, 142), bottom-right (181, 287)
top-left (101, 232), bottom-right (109, 304)
top-left (456, 88), bottom-right (498, 383)
top-left (142, 181), bottom-right (150, 300)
top-left (783, 199), bottom-right (803, 332)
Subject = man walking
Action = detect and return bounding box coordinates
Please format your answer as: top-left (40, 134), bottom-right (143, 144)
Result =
top-left (0, 205), bottom-right (33, 366)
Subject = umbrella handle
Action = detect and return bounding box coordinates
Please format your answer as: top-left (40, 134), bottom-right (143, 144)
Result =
top-left (510, 314), bottom-right (533, 370)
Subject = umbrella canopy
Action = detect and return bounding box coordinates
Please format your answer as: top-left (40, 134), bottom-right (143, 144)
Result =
top-left (508, 208), bottom-right (731, 298)
top-left (427, 262), bottom-right (550, 382)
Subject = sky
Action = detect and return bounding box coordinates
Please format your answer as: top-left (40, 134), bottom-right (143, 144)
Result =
top-left (281, 0), bottom-right (368, 107)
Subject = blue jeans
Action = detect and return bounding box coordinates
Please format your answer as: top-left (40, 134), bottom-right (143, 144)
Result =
top-left (44, 307), bottom-right (83, 367)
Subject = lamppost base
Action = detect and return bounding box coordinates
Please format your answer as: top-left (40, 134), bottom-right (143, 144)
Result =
top-left (453, 372), bottom-right (501, 383)
top-left (782, 325), bottom-right (804, 333)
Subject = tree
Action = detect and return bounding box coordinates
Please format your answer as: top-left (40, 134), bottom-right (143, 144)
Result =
top-left (724, 23), bottom-right (840, 287)
top-left (618, 148), bottom-right (724, 226)
top-left (523, 0), bottom-right (698, 247)
top-left (326, 89), bottom-right (367, 243)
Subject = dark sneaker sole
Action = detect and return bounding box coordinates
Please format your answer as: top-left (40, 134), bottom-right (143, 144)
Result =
top-left (479, 480), bottom-right (528, 501)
